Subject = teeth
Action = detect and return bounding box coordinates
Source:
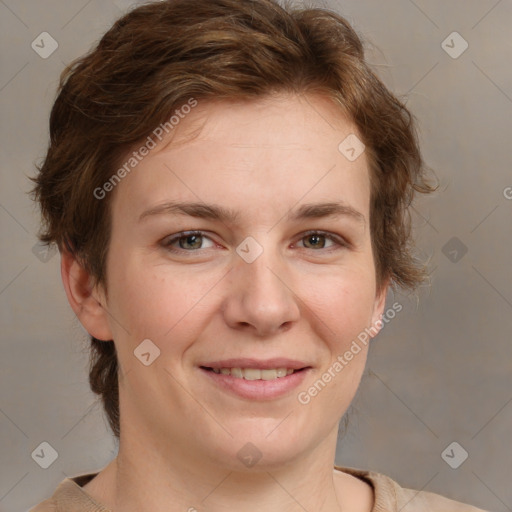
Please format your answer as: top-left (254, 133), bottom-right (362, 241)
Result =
top-left (231, 367), bottom-right (243, 378)
top-left (244, 368), bottom-right (262, 380)
top-left (210, 367), bottom-right (297, 380)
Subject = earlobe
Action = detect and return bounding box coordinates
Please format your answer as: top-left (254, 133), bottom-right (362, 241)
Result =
top-left (60, 250), bottom-right (113, 341)
top-left (370, 279), bottom-right (390, 338)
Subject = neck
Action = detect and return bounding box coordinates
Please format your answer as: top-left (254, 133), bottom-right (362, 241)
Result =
top-left (86, 428), bottom-right (365, 512)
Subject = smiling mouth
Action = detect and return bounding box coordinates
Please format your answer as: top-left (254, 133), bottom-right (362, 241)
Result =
top-left (200, 366), bottom-right (308, 381)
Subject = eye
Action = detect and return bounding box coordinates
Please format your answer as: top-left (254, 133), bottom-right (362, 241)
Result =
top-left (296, 230), bottom-right (349, 251)
top-left (161, 231), bottom-right (216, 253)
top-left (160, 229), bottom-right (349, 255)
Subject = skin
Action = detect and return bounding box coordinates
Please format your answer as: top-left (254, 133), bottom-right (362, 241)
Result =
top-left (62, 93), bottom-right (389, 512)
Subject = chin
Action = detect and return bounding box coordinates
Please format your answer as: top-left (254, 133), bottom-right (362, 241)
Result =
top-left (204, 421), bottom-right (313, 472)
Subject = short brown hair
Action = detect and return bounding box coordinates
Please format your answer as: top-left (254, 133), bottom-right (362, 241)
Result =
top-left (32, 0), bottom-right (436, 439)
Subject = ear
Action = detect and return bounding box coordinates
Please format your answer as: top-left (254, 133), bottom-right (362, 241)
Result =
top-left (60, 249), bottom-right (113, 341)
top-left (369, 278), bottom-right (390, 339)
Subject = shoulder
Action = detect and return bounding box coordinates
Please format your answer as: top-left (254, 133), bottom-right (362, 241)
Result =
top-left (28, 473), bottom-right (108, 512)
top-left (334, 465), bottom-right (489, 512)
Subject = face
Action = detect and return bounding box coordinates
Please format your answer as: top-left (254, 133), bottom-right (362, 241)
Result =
top-left (88, 93), bottom-right (387, 471)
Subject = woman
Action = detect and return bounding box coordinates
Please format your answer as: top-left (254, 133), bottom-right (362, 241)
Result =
top-left (30, 0), bottom-right (487, 510)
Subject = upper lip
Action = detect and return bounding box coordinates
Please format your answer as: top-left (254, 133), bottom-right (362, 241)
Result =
top-left (199, 358), bottom-right (310, 370)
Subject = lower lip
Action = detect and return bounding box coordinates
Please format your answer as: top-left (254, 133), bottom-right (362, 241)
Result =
top-left (199, 367), bottom-right (311, 400)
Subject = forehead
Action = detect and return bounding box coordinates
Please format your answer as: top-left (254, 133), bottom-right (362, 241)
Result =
top-left (109, 93), bottom-right (371, 225)
top-left (167, 93), bottom-right (358, 152)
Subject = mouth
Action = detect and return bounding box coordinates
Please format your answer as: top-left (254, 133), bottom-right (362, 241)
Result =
top-left (198, 359), bottom-right (312, 400)
top-left (200, 366), bottom-right (307, 380)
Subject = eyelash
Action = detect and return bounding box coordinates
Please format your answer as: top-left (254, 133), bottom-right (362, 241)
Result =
top-left (160, 230), bottom-right (350, 255)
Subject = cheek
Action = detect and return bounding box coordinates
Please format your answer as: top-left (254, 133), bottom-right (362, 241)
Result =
top-left (105, 258), bottom-right (217, 349)
top-left (293, 272), bottom-right (375, 433)
top-left (305, 265), bottom-right (377, 342)
top-left (306, 275), bottom-right (375, 391)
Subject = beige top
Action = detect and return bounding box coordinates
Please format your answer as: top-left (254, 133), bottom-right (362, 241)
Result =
top-left (29, 465), bottom-right (488, 511)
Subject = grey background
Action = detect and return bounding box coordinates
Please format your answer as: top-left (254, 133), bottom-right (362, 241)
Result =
top-left (1, 0), bottom-right (511, 510)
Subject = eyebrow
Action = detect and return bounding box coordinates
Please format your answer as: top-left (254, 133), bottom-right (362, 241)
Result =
top-left (138, 200), bottom-right (366, 225)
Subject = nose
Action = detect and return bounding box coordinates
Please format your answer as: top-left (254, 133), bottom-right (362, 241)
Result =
top-left (221, 244), bottom-right (301, 337)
